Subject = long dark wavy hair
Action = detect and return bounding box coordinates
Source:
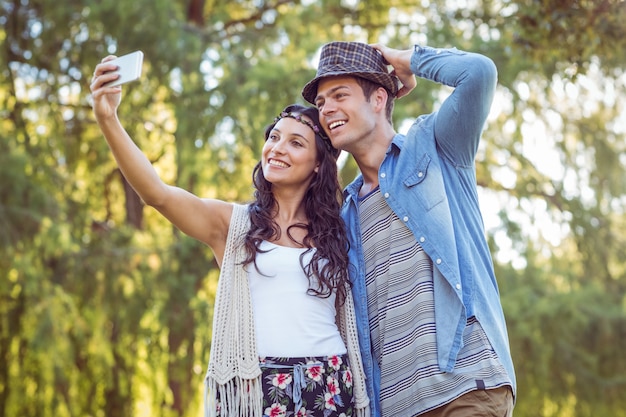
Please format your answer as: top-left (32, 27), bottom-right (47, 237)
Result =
top-left (242, 104), bottom-right (350, 306)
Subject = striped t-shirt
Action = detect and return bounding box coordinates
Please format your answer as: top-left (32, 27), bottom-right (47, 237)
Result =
top-left (359, 187), bottom-right (511, 416)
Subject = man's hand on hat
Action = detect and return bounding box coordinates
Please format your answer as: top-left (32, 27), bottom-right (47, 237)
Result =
top-left (370, 44), bottom-right (416, 99)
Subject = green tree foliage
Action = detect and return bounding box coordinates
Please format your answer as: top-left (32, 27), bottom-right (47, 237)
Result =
top-left (1, 0), bottom-right (625, 416)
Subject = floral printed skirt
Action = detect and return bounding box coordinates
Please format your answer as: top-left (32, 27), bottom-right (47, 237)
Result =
top-left (251, 354), bottom-right (355, 417)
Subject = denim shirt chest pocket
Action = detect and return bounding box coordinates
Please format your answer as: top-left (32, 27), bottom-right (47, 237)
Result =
top-left (401, 153), bottom-right (446, 211)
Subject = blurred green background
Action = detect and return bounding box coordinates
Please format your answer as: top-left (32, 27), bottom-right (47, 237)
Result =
top-left (1, 0), bottom-right (625, 416)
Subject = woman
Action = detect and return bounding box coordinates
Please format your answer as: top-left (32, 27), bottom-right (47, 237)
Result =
top-left (90, 55), bottom-right (369, 417)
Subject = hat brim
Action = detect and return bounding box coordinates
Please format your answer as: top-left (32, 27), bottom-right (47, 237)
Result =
top-left (302, 71), bottom-right (399, 105)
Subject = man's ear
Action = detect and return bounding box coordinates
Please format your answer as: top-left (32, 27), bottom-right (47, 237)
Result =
top-left (373, 86), bottom-right (389, 114)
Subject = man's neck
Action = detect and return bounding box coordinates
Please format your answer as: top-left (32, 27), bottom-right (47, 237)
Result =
top-left (354, 130), bottom-right (395, 197)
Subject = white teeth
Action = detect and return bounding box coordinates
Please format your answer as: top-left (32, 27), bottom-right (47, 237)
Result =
top-left (269, 159), bottom-right (289, 168)
top-left (329, 120), bottom-right (346, 130)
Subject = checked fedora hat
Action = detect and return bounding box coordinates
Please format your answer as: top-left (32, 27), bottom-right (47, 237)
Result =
top-left (302, 41), bottom-right (400, 104)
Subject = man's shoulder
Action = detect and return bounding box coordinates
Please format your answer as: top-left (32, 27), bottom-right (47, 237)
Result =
top-left (403, 112), bottom-right (436, 134)
top-left (393, 112), bottom-right (437, 149)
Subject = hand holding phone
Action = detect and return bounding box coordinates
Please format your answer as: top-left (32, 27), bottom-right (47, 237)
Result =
top-left (103, 51), bottom-right (144, 87)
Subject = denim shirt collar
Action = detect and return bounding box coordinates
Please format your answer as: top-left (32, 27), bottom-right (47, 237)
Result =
top-left (343, 133), bottom-right (404, 202)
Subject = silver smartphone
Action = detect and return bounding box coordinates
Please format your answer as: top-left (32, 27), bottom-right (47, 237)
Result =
top-left (103, 50), bottom-right (144, 87)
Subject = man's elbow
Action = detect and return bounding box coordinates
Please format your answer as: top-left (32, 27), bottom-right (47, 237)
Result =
top-left (474, 54), bottom-right (498, 86)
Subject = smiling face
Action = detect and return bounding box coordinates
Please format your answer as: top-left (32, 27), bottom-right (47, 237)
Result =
top-left (314, 75), bottom-right (381, 152)
top-left (261, 116), bottom-right (320, 190)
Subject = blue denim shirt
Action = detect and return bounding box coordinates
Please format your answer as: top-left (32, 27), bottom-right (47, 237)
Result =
top-left (342, 46), bottom-right (516, 416)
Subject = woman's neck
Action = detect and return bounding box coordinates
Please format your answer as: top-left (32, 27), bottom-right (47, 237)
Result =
top-left (269, 195), bottom-right (309, 247)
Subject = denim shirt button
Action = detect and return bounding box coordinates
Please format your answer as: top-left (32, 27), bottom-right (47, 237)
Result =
top-left (419, 236), bottom-right (425, 243)
top-left (435, 258), bottom-right (442, 264)
top-left (384, 192), bottom-right (390, 198)
top-left (380, 172), bottom-right (386, 178)
top-left (418, 171), bottom-right (424, 177)
top-left (456, 283), bottom-right (462, 290)
top-left (403, 216), bottom-right (409, 222)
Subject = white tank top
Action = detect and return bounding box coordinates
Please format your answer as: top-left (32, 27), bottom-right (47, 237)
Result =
top-left (247, 240), bottom-right (347, 357)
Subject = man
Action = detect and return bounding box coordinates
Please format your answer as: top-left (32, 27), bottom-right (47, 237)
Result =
top-left (302, 42), bottom-right (516, 416)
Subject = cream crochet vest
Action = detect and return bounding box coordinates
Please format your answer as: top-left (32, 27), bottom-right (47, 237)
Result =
top-left (204, 204), bottom-right (369, 417)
